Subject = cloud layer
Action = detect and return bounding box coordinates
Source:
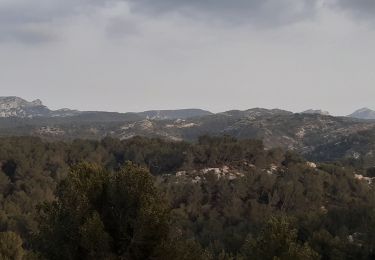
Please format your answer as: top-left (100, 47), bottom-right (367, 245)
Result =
top-left (0, 0), bottom-right (114, 43)
top-left (332, 0), bottom-right (375, 20)
top-left (2, 0), bottom-right (375, 44)
top-left (128, 0), bottom-right (319, 26)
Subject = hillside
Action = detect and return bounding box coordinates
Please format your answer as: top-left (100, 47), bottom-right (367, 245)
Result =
top-left (0, 136), bottom-right (374, 259)
top-left (1, 97), bottom-right (375, 165)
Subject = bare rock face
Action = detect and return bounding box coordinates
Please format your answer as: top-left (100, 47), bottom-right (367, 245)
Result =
top-left (0, 96), bottom-right (37, 109)
top-left (31, 99), bottom-right (43, 106)
top-left (0, 97), bottom-right (80, 118)
top-left (0, 97), bottom-right (50, 118)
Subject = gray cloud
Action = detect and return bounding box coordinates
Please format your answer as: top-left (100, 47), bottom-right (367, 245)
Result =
top-left (0, 0), bottom-right (115, 44)
top-left (331, 0), bottom-right (375, 19)
top-left (128, 0), bottom-right (320, 27)
top-left (106, 17), bottom-right (139, 39)
top-left (0, 0), bottom-right (322, 44)
top-left (0, 25), bottom-right (56, 44)
top-left (2, 0), bottom-right (375, 45)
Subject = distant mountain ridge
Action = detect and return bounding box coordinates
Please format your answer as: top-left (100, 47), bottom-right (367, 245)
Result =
top-left (2, 96), bottom-right (374, 122)
top-left (219, 108), bottom-right (293, 119)
top-left (0, 97), bottom-right (211, 120)
top-left (2, 96), bottom-right (375, 166)
top-left (137, 109), bottom-right (212, 120)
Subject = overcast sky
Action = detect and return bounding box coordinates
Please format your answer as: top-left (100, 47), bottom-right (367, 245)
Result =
top-left (1, 0), bottom-right (375, 115)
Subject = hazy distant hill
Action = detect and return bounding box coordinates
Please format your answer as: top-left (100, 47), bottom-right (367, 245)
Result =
top-left (0, 97), bottom-right (212, 121)
top-left (349, 107), bottom-right (375, 120)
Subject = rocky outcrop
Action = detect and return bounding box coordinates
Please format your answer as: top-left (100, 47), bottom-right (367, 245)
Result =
top-left (0, 96), bottom-right (50, 118)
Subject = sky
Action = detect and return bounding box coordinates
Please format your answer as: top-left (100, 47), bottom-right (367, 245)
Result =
top-left (0, 0), bottom-right (375, 115)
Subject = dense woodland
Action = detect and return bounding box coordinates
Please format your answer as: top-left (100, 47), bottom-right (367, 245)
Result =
top-left (0, 136), bottom-right (375, 259)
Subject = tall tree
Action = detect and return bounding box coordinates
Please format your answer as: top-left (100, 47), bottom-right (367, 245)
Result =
top-left (241, 216), bottom-right (320, 260)
top-left (35, 162), bottom-right (169, 260)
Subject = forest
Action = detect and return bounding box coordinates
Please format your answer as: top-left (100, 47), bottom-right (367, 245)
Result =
top-left (0, 136), bottom-right (375, 259)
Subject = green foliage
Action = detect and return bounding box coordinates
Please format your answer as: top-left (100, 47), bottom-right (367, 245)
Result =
top-left (157, 239), bottom-right (214, 260)
top-left (78, 212), bottom-right (112, 259)
top-left (241, 217), bottom-right (319, 260)
top-left (0, 231), bottom-right (25, 260)
top-left (0, 136), bottom-right (374, 259)
top-left (36, 163), bottom-right (169, 260)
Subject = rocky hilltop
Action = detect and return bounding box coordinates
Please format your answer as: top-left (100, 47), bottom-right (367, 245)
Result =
top-left (349, 107), bottom-right (375, 120)
top-left (0, 96), bottom-right (81, 118)
top-left (0, 97), bottom-right (49, 118)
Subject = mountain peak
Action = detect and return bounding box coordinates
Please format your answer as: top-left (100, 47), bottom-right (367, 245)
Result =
top-left (355, 107), bottom-right (371, 113)
top-left (0, 96), bottom-right (42, 108)
top-left (349, 107), bottom-right (375, 120)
